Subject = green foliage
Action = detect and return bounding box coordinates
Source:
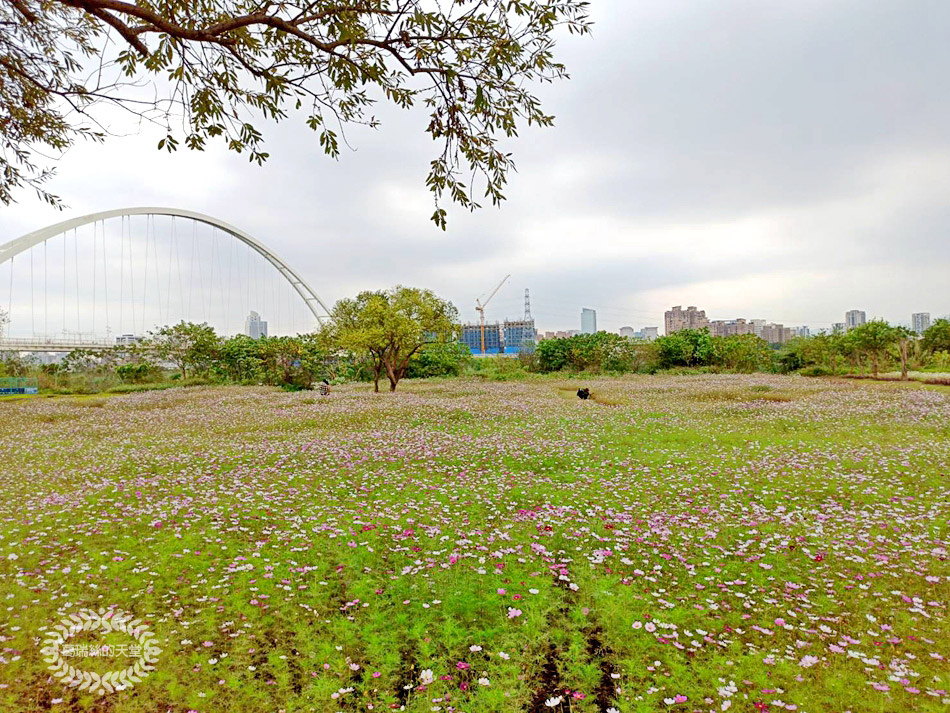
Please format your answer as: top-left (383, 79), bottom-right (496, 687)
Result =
top-left (844, 319), bottom-right (898, 377)
top-left (535, 333), bottom-right (657, 373)
top-left (258, 335), bottom-right (325, 390)
top-left (654, 329), bottom-right (714, 368)
top-left (217, 334), bottom-right (265, 383)
top-left (1, 0), bottom-right (590, 224)
top-left (468, 355), bottom-right (531, 381)
top-left (712, 334), bottom-right (774, 373)
top-left (330, 286), bottom-right (459, 392)
top-left (148, 321), bottom-right (220, 379)
top-left (407, 342), bottom-right (472, 379)
top-left (922, 318), bottom-right (950, 353)
top-left (115, 361), bottom-right (159, 383)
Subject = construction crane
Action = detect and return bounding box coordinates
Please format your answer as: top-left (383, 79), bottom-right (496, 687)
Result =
top-left (475, 274), bottom-right (511, 354)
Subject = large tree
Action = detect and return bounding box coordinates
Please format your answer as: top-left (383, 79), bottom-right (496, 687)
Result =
top-left (331, 286), bottom-right (457, 392)
top-left (845, 320), bottom-right (896, 378)
top-left (149, 321), bottom-right (220, 379)
top-left (0, 0), bottom-right (590, 225)
top-left (922, 318), bottom-right (950, 354)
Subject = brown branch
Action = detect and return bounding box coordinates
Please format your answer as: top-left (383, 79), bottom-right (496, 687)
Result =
top-left (8, 0), bottom-right (39, 23)
top-left (85, 6), bottom-right (149, 55)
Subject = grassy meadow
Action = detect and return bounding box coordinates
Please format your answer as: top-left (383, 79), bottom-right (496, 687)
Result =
top-left (0, 375), bottom-right (948, 712)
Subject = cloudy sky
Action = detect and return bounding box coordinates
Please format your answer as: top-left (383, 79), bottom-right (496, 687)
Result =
top-left (2, 0), bottom-right (948, 334)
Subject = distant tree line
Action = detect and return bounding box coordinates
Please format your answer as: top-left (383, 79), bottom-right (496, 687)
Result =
top-left (4, 289), bottom-right (949, 393)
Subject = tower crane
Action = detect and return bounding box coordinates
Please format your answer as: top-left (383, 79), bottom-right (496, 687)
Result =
top-left (475, 274), bottom-right (511, 354)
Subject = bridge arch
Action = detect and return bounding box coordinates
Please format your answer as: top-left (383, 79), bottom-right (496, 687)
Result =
top-left (0, 207), bottom-right (331, 321)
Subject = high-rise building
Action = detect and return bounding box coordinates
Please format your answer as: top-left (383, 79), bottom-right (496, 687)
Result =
top-left (760, 323), bottom-right (793, 344)
top-left (640, 327), bottom-right (659, 341)
top-left (845, 310), bottom-right (866, 331)
top-left (619, 326), bottom-right (636, 338)
top-left (245, 311), bottom-right (268, 339)
top-left (462, 323), bottom-right (502, 353)
top-left (832, 323), bottom-right (845, 333)
top-left (581, 308), bottom-right (597, 335)
top-left (664, 306), bottom-right (709, 334)
top-left (503, 320), bottom-right (536, 353)
top-left (912, 312), bottom-right (931, 335)
top-left (709, 318), bottom-right (755, 338)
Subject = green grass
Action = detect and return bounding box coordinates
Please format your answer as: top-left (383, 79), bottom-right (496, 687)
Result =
top-left (0, 375), bottom-right (947, 712)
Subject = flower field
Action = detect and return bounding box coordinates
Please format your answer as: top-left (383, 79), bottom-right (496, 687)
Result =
top-left (0, 375), bottom-right (948, 712)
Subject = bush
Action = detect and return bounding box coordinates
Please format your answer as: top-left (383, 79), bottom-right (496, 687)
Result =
top-left (408, 342), bottom-right (472, 378)
top-left (799, 366), bottom-right (832, 377)
top-left (534, 333), bottom-right (656, 373)
top-left (468, 356), bottom-right (530, 381)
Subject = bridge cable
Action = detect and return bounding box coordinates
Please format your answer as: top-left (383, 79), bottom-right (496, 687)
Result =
top-left (30, 243), bottom-right (34, 336)
top-left (225, 227), bottom-right (234, 335)
top-left (128, 218), bottom-right (135, 337)
top-left (175, 218), bottom-right (185, 330)
top-left (152, 215), bottom-right (163, 330)
top-left (119, 215), bottom-right (126, 335)
top-left (142, 215), bottom-right (150, 335)
top-left (73, 228), bottom-right (80, 336)
top-left (7, 255), bottom-right (14, 333)
top-left (165, 217), bottom-right (174, 327)
top-left (103, 220), bottom-right (110, 339)
top-left (93, 219), bottom-right (98, 336)
top-left (44, 239), bottom-right (48, 338)
top-left (62, 230), bottom-right (67, 337)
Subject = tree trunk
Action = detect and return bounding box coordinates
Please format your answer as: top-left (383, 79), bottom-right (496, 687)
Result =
top-left (900, 342), bottom-right (909, 380)
top-left (383, 357), bottom-right (399, 392)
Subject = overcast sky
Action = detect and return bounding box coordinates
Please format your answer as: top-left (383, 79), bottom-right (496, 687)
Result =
top-left (2, 0), bottom-right (948, 334)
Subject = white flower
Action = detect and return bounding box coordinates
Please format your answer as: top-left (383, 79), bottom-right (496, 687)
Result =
top-left (7, 553), bottom-right (17, 561)
top-left (545, 696), bottom-right (563, 707)
top-left (420, 669), bottom-right (435, 685)
top-left (632, 621), bottom-right (642, 629)
top-left (469, 645), bottom-right (482, 652)
top-left (721, 701), bottom-right (732, 711)
top-left (478, 677), bottom-right (490, 686)
top-left (498, 651), bottom-right (510, 660)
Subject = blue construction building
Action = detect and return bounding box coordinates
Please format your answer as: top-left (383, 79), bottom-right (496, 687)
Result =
top-left (503, 320), bottom-right (536, 354)
top-left (462, 323), bottom-right (503, 354)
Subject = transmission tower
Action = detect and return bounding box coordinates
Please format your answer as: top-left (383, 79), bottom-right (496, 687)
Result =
top-left (524, 288), bottom-right (532, 320)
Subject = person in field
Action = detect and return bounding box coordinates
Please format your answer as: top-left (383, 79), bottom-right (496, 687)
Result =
top-left (318, 379), bottom-right (331, 396)
top-left (577, 387), bottom-right (590, 400)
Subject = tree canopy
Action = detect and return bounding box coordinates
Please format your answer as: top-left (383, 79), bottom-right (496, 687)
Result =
top-left (922, 318), bottom-right (950, 354)
top-left (1, 0), bottom-right (590, 226)
top-left (330, 285), bottom-right (457, 391)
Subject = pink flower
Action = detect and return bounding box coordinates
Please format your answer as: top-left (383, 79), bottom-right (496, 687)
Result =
top-left (674, 695), bottom-right (688, 703)
top-left (497, 588), bottom-right (506, 595)
top-left (372, 671), bottom-right (381, 678)
top-left (645, 622), bottom-right (657, 633)
top-left (456, 661), bottom-right (470, 670)
top-left (507, 608), bottom-right (523, 619)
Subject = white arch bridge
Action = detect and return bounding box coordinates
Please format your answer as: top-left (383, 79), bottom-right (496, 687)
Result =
top-left (0, 207), bottom-right (331, 352)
